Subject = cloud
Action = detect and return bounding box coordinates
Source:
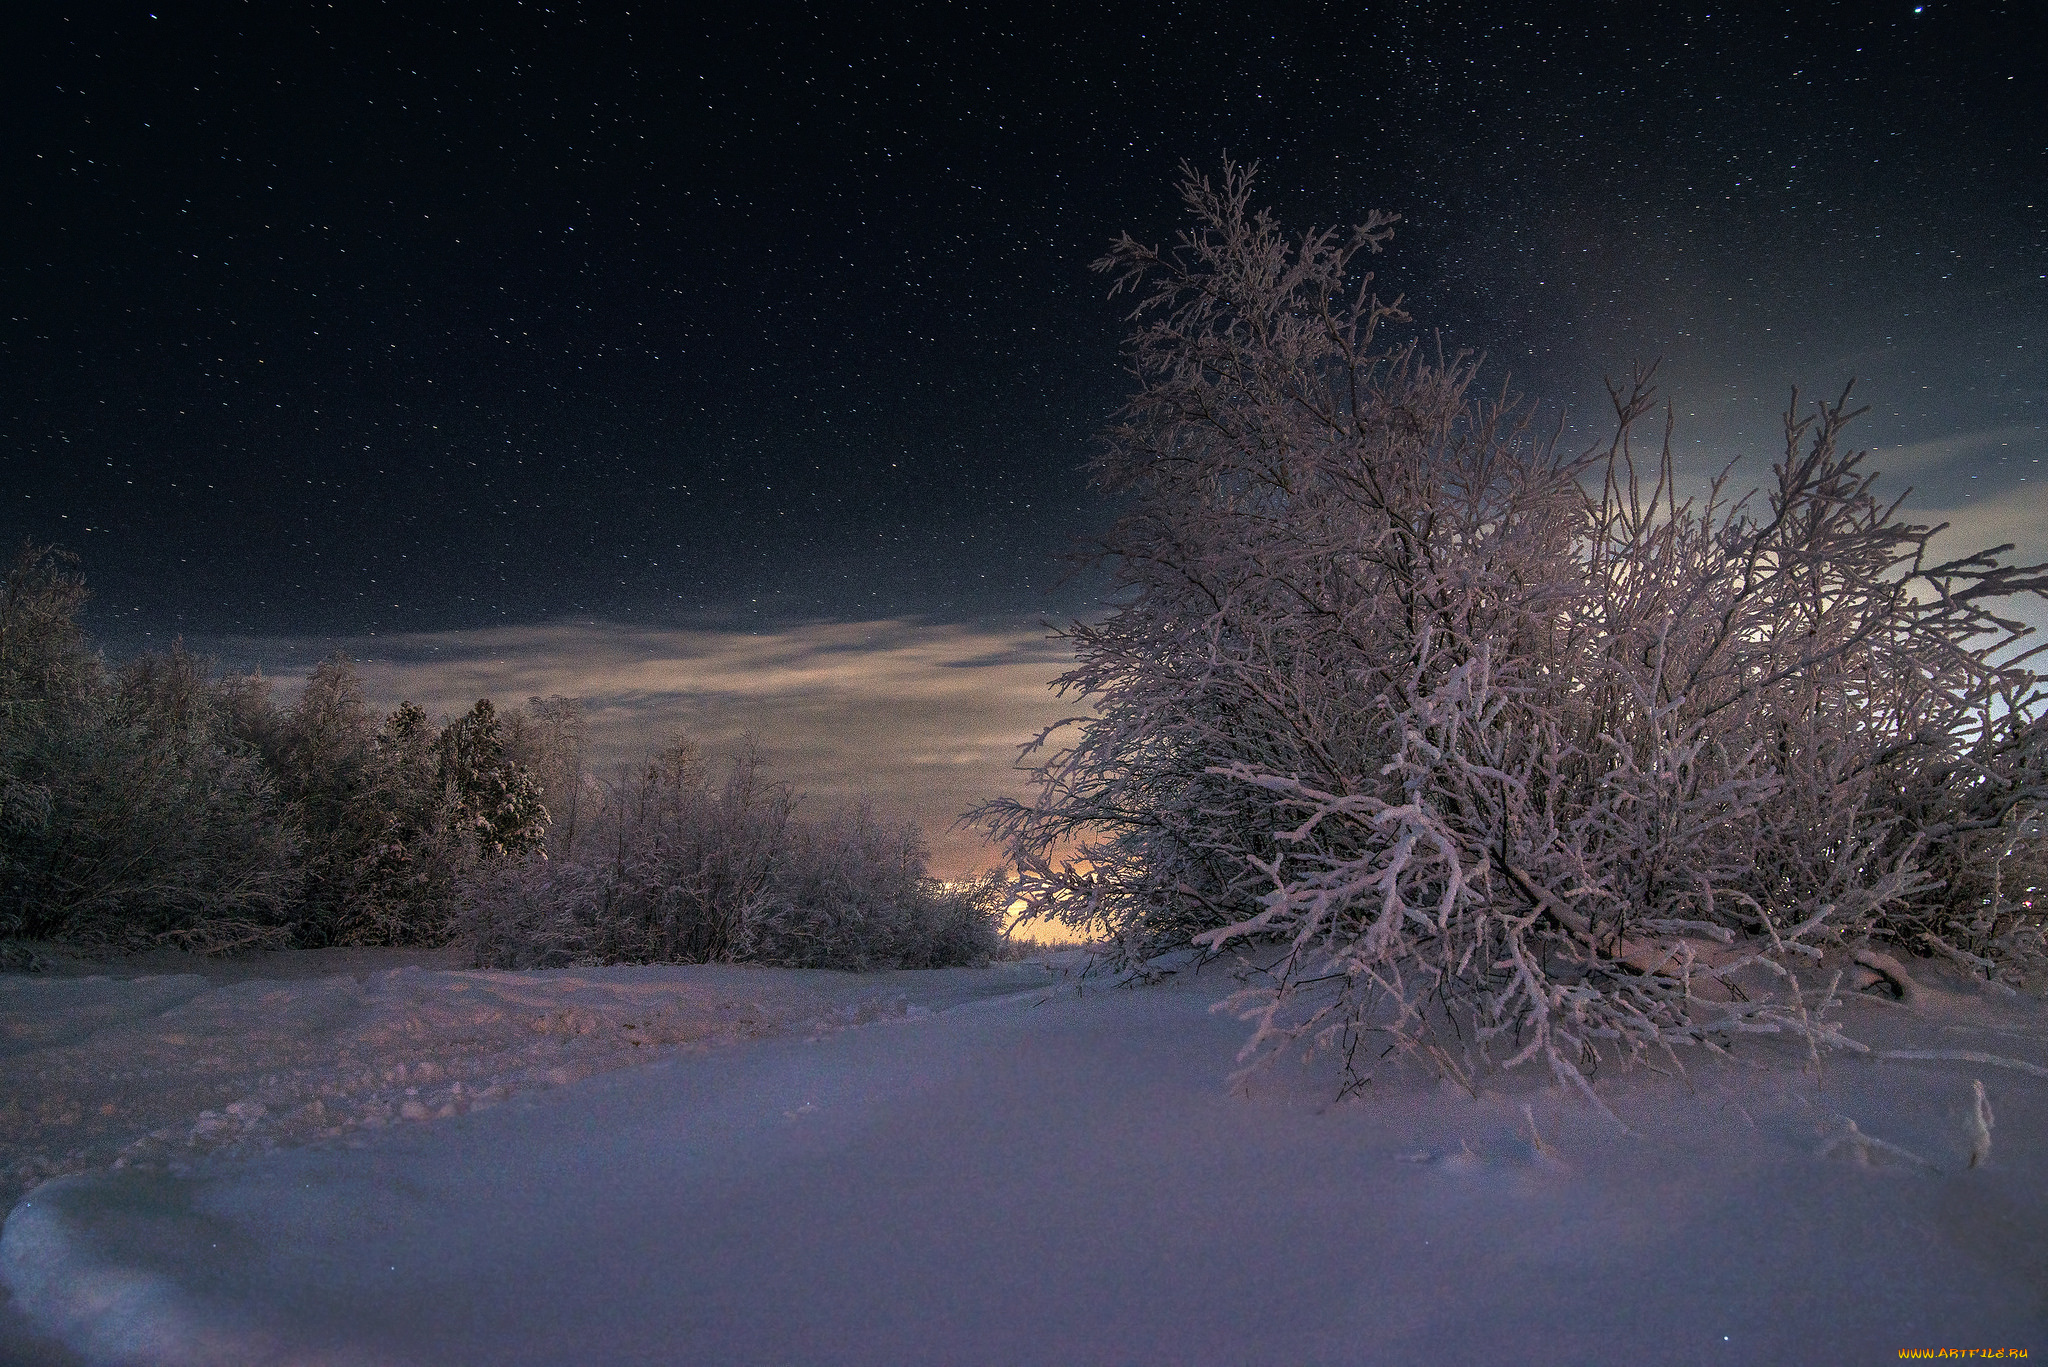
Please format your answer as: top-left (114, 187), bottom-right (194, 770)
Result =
top-left (215, 619), bottom-right (1085, 879)
top-left (1869, 423), bottom-right (2044, 478)
top-left (1919, 480), bottom-right (2048, 562)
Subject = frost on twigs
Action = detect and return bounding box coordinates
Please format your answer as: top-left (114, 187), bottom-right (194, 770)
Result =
top-left (1968, 1079), bottom-right (1994, 1169)
top-left (1814, 1114), bottom-right (1939, 1172)
top-left (974, 159), bottom-right (2048, 1101)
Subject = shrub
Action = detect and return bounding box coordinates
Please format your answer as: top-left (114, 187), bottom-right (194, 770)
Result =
top-left (460, 743), bottom-right (1003, 970)
top-left (462, 741), bottom-right (796, 968)
top-left (753, 808), bottom-right (1005, 969)
top-left (898, 869), bottom-right (1012, 969)
top-left (975, 161), bottom-right (2048, 1094)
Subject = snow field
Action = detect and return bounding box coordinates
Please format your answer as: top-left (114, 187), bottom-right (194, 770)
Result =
top-left (0, 960), bottom-right (1047, 1206)
top-left (3, 955), bottom-right (2044, 1365)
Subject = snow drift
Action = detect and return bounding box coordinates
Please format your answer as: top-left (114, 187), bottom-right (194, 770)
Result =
top-left (3, 953), bottom-right (2044, 1365)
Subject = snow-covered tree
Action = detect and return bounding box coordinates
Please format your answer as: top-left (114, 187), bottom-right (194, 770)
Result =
top-left (434, 699), bottom-right (549, 860)
top-left (976, 161), bottom-right (2048, 1094)
top-left (0, 544), bottom-right (299, 953)
top-left (502, 694), bottom-right (588, 858)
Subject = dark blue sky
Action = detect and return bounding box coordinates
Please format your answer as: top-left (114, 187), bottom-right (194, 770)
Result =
top-left (5, 0), bottom-right (2042, 648)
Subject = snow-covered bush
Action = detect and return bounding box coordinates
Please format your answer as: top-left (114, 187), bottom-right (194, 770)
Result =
top-left (463, 741), bottom-right (791, 967)
top-left (976, 161), bottom-right (2048, 1094)
top-left (749, 805), bottom-right (943, 969)
top-left (461, 744), bottom-right (1003, 970)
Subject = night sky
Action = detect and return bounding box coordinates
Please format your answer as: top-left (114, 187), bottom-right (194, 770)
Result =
top-left (4, 1), bottom-right (2042, 868)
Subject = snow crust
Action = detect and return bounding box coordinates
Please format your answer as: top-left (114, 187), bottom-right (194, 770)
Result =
top-left (4, 955), bottom-right (2044, 1364)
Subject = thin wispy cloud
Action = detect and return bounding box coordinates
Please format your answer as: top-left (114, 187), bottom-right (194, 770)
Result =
top-left (1870, 423), bottom-right (2044, 478)
top-left (216, 619), bottom-right (1084, 878)
top-left (1920, 481), bottom-right (2048, 562)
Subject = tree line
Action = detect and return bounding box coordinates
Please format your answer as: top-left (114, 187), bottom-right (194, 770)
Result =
top-left (0, 544), bottom-right (1004, 970)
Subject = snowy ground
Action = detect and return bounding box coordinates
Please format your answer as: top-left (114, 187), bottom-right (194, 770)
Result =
top-left (0, 946), bottom-right (1035, 1208)
top-left (2, 948), bottom-right (2044, 1365)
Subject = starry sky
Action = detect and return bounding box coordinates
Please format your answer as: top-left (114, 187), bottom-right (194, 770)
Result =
top-left (4, 1), bottom-right (2042, 870)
